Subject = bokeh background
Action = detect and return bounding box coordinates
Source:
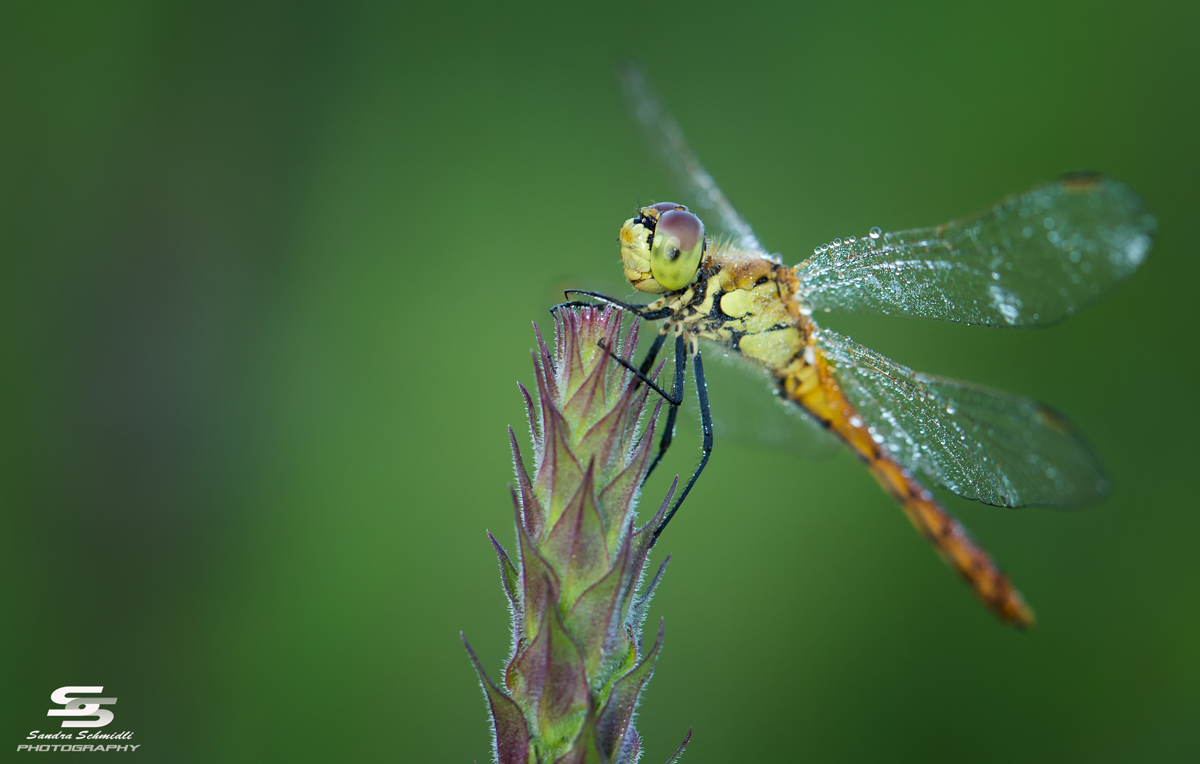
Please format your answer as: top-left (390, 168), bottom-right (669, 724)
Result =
top-left (2, 2), bottom-right (1198, 762)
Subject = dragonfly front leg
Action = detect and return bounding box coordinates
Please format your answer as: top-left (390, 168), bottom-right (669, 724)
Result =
top-left (554, 290), bottom-right (675, 321)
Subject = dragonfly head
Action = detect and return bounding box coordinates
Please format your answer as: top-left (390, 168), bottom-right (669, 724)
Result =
top-left (620, 202), bottom-right (707, 293)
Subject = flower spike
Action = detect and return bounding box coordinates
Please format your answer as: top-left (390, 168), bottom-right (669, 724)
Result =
top-left (467, 307), bottom-right (692, 763)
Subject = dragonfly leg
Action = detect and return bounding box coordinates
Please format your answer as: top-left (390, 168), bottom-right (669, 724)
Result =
top-left (550, 300), bottom-right (607, 313)
top-left (652, 348), bottom-right (712, 543)
top-left (559, 289), bottom-right (675, 321)
top-left (637, 330), bottom-right (668, 375)
top-left (599, 337), bottom-right (682, 406)
top-left (644, 334), bottom-right (687, 482)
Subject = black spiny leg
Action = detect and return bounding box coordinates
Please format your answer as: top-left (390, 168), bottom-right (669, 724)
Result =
top-left (652, 348), bottom-right (712, 544)
top-left (637, 331), bottom-right (667, 375)
top-left (644, 334), bottom-right (687, 482)
top-left (553, 290), bottom-right (675, 321)
top-left (599, 335), bottom-right (681, 406)
top-left (597, 332), bottom-right (685, 483)
top-left (601, 331), bottom-right (712, 543)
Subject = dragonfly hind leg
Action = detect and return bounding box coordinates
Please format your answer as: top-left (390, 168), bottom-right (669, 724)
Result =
top-left (641, 334), bottom-right (685, 482)
top-left (652, 347), bottom-right (712, 543)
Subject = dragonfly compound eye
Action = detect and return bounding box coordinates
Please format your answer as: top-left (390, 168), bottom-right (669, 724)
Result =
top-left (650, 209), bottom-right (705, 290)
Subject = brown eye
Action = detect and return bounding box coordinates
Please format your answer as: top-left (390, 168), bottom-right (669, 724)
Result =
top-left (656, 210), bottom-right (703, 252)
top-left (651, 201), bottom-right (687, 213)
top-left (649, 209), bottom-right (705, 290)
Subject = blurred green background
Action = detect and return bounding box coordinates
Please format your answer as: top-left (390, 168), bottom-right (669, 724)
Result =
top-left (2, 2), bottom-right (1198, 762)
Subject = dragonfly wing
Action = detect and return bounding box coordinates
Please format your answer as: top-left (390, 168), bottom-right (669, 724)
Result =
top-left (796, 175), bottom-right (1155, 327)
top-left (813, 326), bottom-right (1109, 508)
top-left (699, 339), bottom-right (840, 460)
top-left (620, 63), bottom-right (767, 255)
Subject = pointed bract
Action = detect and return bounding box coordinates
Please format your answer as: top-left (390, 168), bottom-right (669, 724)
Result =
top-left (543, 463), bottom-right (610, 603)
top-left (534, 322), bottom-right (558, 401)
top-left (510, 428), bottom-right (545, 539)
top-left (566, 532), bottom-right (632, 677)
top-left (564, 344), bottom-right (611, 430)
top-left (463, 634), bottom-right (532, 764)
top-left (514, 488), bottom-right (560, 645)
top-left (595, 620), bottom-right (665, 761)
top-left (630, 477), bottom-right (676, 574)
top-left (575, 389), bottom-right (635, 488)
top-left (598, 401), bottom-right (663, 550)
top-left (627, 555), bottom-right (670, 638)
top-left (490, 530), bottom-right (521, 618)
top-left (663, 728), bottom-right (693, 764)
top-left (518, 381), bottom-right (542, 457)
top-left (512, 605), bottom-right (590, 745)
top-left (537, 403), bottom-right (585, 529)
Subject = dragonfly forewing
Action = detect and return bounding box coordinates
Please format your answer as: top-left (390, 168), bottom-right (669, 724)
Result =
top-left (796, 175), bottom-right (1155, 327)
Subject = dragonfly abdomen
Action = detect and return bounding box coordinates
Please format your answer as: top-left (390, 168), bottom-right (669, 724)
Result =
top-left (777, 342), bottom-right (1035, 628)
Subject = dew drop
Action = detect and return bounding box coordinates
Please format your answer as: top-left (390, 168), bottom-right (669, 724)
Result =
top-left (869, 226), bottom-right (882, 239)
top-left (814, 246), bottom-right (822, 255)
top-left (848, 236), bottom-right (857, 244)
top-left (1126, 234), bottom-right (1150, 266)
top-left (849, 415), bottom-right (863, 428)
top-left (946, 404), bottom-right (957, 415)
top-left (833, 238), bottom-right (843, 247)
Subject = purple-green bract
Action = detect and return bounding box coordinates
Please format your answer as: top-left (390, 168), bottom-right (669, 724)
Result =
top-left (463, 306), bottom-right (690, 764)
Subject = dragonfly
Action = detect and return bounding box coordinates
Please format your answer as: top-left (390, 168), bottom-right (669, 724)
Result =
top-left (562, 67), bottom-right (1156, 628)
